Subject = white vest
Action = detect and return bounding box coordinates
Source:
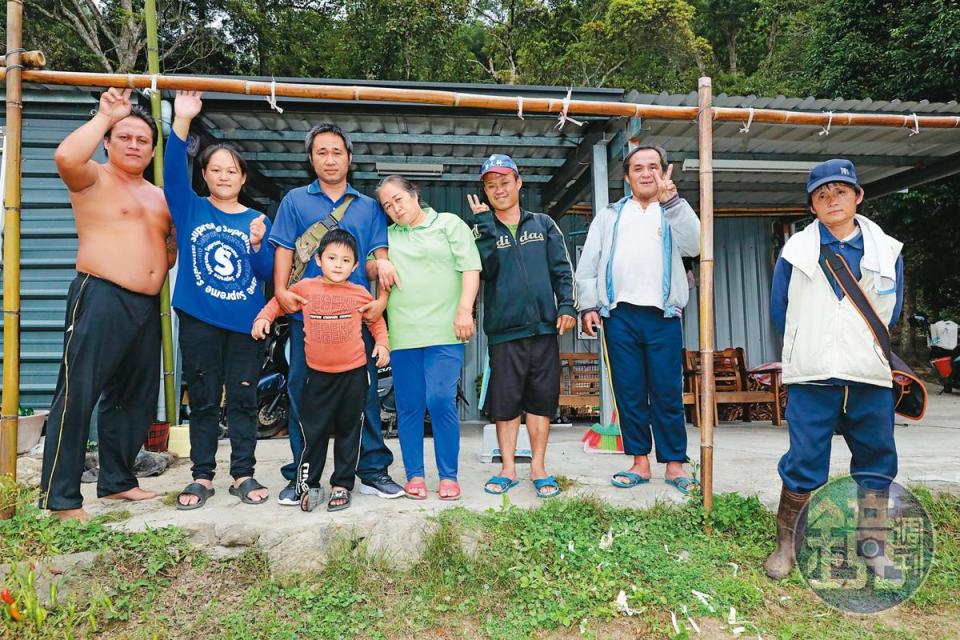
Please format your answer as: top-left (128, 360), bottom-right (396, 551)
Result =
top-left (780, 219), bottom-right (902, 387)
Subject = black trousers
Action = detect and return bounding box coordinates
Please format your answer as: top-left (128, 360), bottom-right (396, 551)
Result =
top-left (40, 273), bottom-right (161, 511)
top-left (177, 310), bottom-right (263, 481)
top-left (297, 366), bottom-right (368, 493)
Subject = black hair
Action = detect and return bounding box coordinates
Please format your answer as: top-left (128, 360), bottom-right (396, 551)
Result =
top-left (304, 123), bottom-right (352, 161)
top-left (198, 143), bottom-right (248, 177)
top-left (103, 104), bottom-right (158, 148)
top-left (375, 174), bottom-right (420, 202)
top-left (622, 145), bottom-right (668, 173)
top-left (315, 228), bottom-right (358, 262)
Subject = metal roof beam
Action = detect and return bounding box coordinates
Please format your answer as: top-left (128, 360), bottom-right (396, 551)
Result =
top-left (246, 152), bottom-right (567, 167)
top-left (864, 152), bottom-right (960, 199)
top-left (260, 169), bottom-right (552, 183)
top-left (209, 128), bottom-right (580, 147)
top-left (539, 123), bottom-right (609, 209)
top-left (546, 169), bottom-right (592, 218)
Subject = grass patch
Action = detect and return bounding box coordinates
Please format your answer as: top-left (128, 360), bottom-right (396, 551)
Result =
top-left (1, 482), bottom-right (958, 639)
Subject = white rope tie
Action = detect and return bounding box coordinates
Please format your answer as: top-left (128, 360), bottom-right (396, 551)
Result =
top-left (516, 96), bottom-right (524, 120)
top-left (556, 88), bottom-right (584, 130)
top-left (242, 81), bottom-right (251, 95)
top-left (908, 113), bottom-right (920, 136)
top-left (142, 74), bottom-right (159, 97)
top-left (453, 92), bottom-right (462, 107)
top-left (819, 111), bottom-right (833, 136)
top-left (739, 107), bottom-right (754, 134)
top-left (126, 74), bottom-right (136, 89)
top-left (954, 117), bottom-right (960, 128)
top-left (353, 87), bottom-right (360, 101)
top-left (264, 78), bottom-right (284, 113)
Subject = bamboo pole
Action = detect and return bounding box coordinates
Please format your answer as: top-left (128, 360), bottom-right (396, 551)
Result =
top-left (0, 50), bottom-right (45, 68)
top-left (143, 0), bottom-right (178, 428)
top-left (697, 77), bottom-right (716, 518)
top-left (1, 0), bottom-right (25, 518)
top-left (2, 68), bottom-right (960, 130)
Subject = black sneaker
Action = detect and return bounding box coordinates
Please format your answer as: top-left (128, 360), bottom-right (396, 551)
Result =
top-left (277, 479), bottom-right (299, 506)
top-left (358, 474), bottom-right (404, 499)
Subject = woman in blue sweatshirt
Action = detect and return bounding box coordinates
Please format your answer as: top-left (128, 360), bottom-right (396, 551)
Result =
top-left (165, 90), bottom-right (274, 510)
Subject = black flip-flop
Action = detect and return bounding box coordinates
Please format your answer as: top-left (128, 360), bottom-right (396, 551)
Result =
top-left (176, 482), bottom-right (214, 510)
top-left (229, 478), bottom-right (269, 505)
top-left (327, 488), bottom-right (351, 512)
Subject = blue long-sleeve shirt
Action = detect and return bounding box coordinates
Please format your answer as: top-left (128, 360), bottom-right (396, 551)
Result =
top-left (164, 131), bottom-right (274, 334)
top-left (771, 224), bottom-right (904, 337)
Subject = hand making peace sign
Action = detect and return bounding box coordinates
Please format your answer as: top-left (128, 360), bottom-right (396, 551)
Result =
top-left (654, 163), bottom-right (678, 203)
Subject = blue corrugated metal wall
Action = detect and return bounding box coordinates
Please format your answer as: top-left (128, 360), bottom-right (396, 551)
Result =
top-left (1, 90), bottom-right (102, 410)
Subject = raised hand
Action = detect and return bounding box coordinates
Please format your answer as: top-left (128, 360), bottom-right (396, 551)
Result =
top-left (98, 88), bottom-right (133, 123)
top-left (466, 194), bottom-right (490, 214)
top-left (249, 214), bottom-right (267, 249)
top-left (173, 90), bottom-right (203, 120)
top-left (654, 163), bottom-right (678, 203)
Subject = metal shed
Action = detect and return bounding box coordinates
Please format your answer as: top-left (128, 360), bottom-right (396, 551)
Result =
top-left (4, 79), bottom-right (960, 419)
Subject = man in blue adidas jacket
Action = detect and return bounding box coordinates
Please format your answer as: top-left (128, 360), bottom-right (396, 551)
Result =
top-left (576, 146), bottom-right (700, 495)
top-left (466, 154), bottom-right (577, 499)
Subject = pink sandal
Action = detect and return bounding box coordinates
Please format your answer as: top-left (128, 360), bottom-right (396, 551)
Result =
top-left (404, 479), bottom-right (427, 500)
top-left (438, 479), bottom-right (461, 501)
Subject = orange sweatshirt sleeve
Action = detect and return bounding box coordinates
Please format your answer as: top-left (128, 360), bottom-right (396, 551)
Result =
top-left (366, 314), bottom-right (389, 348)
top-left (255, 296), bottom-right (282, 325)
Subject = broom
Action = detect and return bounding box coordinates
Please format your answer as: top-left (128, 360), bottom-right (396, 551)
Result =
top-left (582, 328), bottom-right (624, 454)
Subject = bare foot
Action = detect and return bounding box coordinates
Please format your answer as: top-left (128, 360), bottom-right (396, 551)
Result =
top-left (233, 476), bottom-right (268, 504)
top-left (613, 455), bottom-right (651, 485)
top-left (484, 466), bottom-right (516, 494)
top-left (50, 508), bottom-right (93, 522)
top-left (664, 461), bottom-right (692, 483)
top-left (103, 487), bottom-right (159, 502)
top-left (179, 478), bottom-right (214, 508)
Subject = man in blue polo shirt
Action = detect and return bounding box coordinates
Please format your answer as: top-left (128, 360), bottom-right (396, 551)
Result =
top-left (269, 122), bottom-right (403, 503)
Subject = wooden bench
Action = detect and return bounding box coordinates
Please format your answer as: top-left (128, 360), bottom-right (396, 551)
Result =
top-left (559, 352), bottom-right (600, 420)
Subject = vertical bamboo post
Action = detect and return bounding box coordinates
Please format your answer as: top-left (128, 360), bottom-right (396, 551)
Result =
top-left (1, 0), bottom-right (25, 518)
top-left (144, 0), bottom-right (177, 426)
top-left (697, 77), bottom-right (716, 518)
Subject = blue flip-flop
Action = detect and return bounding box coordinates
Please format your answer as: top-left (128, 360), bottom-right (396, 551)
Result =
top-left (484, 475), bottom-right (520, 495)
top-left (611, 471), bottom-right (650, 488)
top-left (664, 476), bottom-right (699, 495)
top-left (532, 476), bottom-right (561, 499)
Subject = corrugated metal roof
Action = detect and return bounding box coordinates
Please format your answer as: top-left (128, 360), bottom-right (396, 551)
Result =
top-left (625, 91), bottom-right (960, 208)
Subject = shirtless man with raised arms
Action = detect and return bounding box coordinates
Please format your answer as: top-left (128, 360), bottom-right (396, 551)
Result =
top-left (39, 87), bottom-right (174, 521)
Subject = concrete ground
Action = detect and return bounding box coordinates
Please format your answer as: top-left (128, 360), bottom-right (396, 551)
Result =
top-left (70, 391), bottom-right (960, 536)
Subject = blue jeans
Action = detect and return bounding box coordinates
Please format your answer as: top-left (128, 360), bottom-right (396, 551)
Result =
top-left (391, 344), bottom-right (464, 481)
top-left (281, 319), bottom-right (394, 483)
top-left (603, 304), bottom-right (687, 462)
top-left (778, 383), bottom-right (897, 493)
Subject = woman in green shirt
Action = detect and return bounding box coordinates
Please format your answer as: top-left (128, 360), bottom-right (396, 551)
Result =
top-left (375, 175), bottom-right (482, 500)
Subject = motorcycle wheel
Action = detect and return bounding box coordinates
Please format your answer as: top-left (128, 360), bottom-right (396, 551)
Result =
top-left (258, 392), bottom-right (289, 439)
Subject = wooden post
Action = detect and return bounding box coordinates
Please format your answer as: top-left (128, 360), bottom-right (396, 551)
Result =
top-left (144, 0), bottom-right (178, 426)
top-left (697, 77), bottom-right (716, 518)
top-left (1, 0), bottom-right (25, 518)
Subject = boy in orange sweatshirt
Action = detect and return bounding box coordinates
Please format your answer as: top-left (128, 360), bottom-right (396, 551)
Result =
top-left (254, 229), bottom-right (389, 512)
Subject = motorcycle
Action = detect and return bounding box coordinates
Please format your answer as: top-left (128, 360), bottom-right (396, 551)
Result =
top-left (908, 313), bottom-right (960, 393)
top-left (255, 315), bottom-right (291, 438)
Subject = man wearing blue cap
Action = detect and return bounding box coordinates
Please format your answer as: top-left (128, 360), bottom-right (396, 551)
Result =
top-left (765, 158), bottom-right (905, 581)
top-left (467, 154), bottom-right (577, 498)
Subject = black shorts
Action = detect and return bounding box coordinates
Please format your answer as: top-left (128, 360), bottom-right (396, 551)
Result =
top-left (484, 334), bottom-right (560, 421)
